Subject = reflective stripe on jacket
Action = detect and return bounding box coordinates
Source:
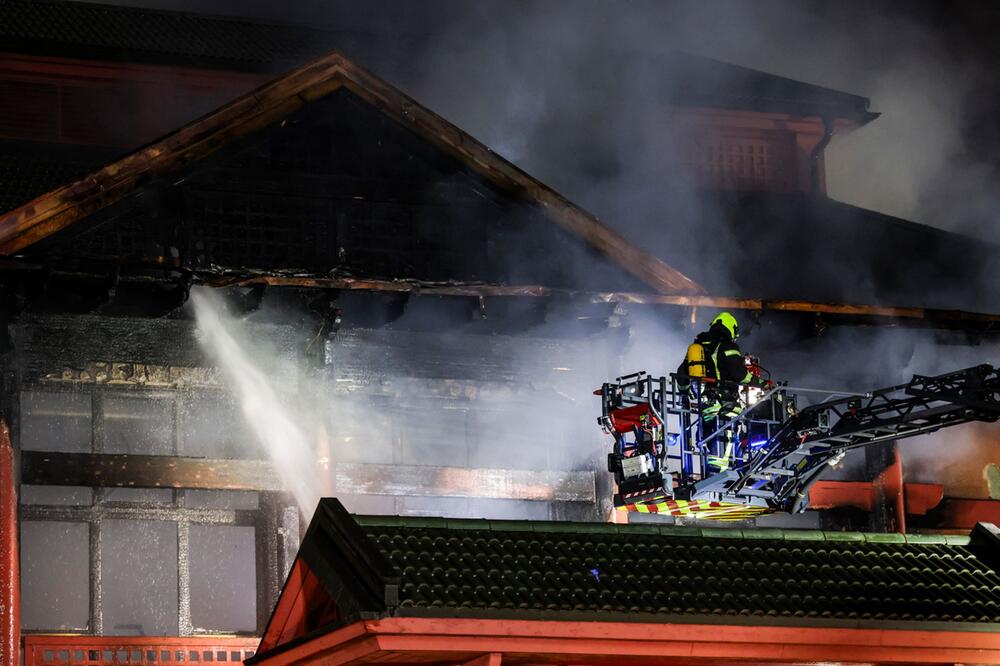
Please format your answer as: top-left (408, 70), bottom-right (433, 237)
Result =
top-left (712, 341), bottom-right (752, 384)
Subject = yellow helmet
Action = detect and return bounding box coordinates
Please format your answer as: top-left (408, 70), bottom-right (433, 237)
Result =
top-left (712, 311), bottom-right (739, 339)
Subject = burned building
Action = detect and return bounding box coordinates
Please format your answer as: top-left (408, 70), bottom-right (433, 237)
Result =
top-left (1, 1), bottom-right (1000, 663)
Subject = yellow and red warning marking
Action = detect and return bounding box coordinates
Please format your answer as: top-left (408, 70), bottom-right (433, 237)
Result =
top-left (617, 497), bottom-right (772, 521)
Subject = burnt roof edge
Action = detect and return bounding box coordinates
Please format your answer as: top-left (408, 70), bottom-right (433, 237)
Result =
top-left (0, 49), bottom-right (703, 296)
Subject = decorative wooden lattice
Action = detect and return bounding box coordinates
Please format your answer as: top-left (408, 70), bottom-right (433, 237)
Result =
top-left (691, 133), bottom-right (795, 191)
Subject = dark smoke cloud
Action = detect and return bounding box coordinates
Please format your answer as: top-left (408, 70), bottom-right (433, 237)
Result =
top-left (80, 0), bottom-right (1000, 505)
top-left (85, 0), bottom-right (1000, 243)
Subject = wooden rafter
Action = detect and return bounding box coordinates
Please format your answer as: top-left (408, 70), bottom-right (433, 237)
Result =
top-left (0, 52), bottom-right (702, 295)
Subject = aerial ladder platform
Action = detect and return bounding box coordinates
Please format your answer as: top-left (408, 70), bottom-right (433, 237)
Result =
top-left (598, 363), bottom-right (1000, 520)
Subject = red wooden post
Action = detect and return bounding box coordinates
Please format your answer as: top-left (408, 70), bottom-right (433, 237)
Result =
top-left (0, 421), bottom-right (20, 666)
top-left (880, 444), bottom-right (906, 534)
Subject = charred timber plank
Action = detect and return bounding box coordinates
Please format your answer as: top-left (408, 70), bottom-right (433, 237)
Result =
top-left (334, 463), bottom-right (596, 503)
top-left (21, 451), bottom-right (282, 491)
top-left (20, 452), bottom-right (597, 502)
top-left (761, 299), bottom-right (925, 319)
top-left (199, 274), bottom-right (1000, 326)
top-left (14, 313), bottom-right (302, 387)
top-left (205, 274), bottom-right (555, 298)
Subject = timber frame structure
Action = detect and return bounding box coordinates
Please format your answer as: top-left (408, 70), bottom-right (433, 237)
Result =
top-left (0, 50), bottom-right (997, 330)
top-left (0, 51), bottom-right (700, 296)
top-left (1, 7), bottom-right (998, 665)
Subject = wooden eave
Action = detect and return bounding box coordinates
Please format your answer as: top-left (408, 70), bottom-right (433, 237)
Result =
top-left (204, 273), bottom-right (1000, 330)
top-left (0, 50), bottom-right (702, 296)
top-left (248, 616), bottom-right (1000, 665)
top-left (669, 105), bottom-right (876, 135)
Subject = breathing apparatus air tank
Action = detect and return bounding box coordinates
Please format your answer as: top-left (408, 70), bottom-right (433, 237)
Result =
top-left (685, 341), bottom-right (708, 379)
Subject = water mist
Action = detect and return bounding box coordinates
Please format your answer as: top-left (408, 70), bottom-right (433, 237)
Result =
top-left (190, 288), bottom-right (321, 518)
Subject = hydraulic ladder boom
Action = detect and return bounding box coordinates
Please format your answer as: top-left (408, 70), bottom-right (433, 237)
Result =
top-left (735, 364), bottom-right (1000, 513)
top-left (599, 364), bottom-right (1000, 518)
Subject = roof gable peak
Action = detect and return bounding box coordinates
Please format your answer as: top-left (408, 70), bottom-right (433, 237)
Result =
top-left (0, 48), bottom-right (702, 295)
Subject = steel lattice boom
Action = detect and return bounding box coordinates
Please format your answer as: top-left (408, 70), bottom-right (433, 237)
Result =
top-left (598, 364), bottom-right (1000, 519)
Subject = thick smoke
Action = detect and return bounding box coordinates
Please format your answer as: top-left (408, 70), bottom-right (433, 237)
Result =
top-left (116, 0), bottom-right (1000, 509)
top-left (384, 1), bottom-right (999, 244)
top-left (89, 1), bottom-right (1000, 241)
top-left (386, 1), bottom-right (1000, 499)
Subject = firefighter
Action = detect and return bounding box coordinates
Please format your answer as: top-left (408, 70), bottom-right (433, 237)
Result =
top-left (709, 311), bottom-right (752, 386)
top-left (706, 311), bottom-right (755, 471)
top-left (678, 312), bottom-right (753, 472)
top-left (677, 311), bottom-right (750, 389)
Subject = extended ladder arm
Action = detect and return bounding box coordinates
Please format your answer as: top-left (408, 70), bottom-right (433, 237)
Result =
top-left (729, 364), bottom-right (1000, 512)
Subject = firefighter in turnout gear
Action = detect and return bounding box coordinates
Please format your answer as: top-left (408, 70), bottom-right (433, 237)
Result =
top-left (711, 312), bottom-right (752, 386)
top-left (677, 312), bottom-right (754, 472)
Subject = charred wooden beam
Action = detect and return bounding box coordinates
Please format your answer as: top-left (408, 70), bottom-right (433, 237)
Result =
top-left (21, 451), bottom-right (281, 491)
top-left (20, 452), bottom-right (597, 502)
top-left (202, 274), bottom-right (1000, 328)
top-left (334, 463), bottom-right (596, 503)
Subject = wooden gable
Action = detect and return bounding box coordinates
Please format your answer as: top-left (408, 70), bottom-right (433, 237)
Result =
top-left (0, 52), bottom-right (702, 296)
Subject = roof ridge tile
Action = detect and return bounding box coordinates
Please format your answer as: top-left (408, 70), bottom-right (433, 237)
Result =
top-left (863, 533), bottom-right (908, 544)
top-left (445, 519), bottom-right (490, 531)
top-left (655, 525), bottom-right (704, 538)
top-left (822, 532), bottom-right (867, 542)
top-left (354, 515), bottom-right (985, 550)
top-left (781, 530), bottom-right (827, 541)
top-left (398, 517), bottom-right (449, 529)
top-left (699, 527), bottom-right (744, 539)
top-left (902, 533), bottom-right (951, 545)
top-left (739, 528), bottom-right (785, 540)
top-left (488, 521), bottom-right (535, 533)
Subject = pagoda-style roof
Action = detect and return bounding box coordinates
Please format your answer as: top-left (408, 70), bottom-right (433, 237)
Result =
top-left (250, 498), bottom-right (1000, 664)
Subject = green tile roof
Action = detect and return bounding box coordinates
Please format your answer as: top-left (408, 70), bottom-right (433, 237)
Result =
top-left (355, 515), bottom-right (1000, 624)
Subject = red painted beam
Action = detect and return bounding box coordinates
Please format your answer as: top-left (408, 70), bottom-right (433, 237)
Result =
top-left (258, 559), bottom-right (339, 655)
top-left (905, 483), bottom-right (946, 515)
top-left (937, 499), bottom-right (1000, 531)
top-left (250, 616), bottom-right (1000, 665)
top-left (809, 480), bottom-right (943, 515)
top-left (809, 481), bottom-right (875, 511)
top-left (878, 446), bottom-right (907, 533)
top-left (0, 422), bottom-right (19, 666)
